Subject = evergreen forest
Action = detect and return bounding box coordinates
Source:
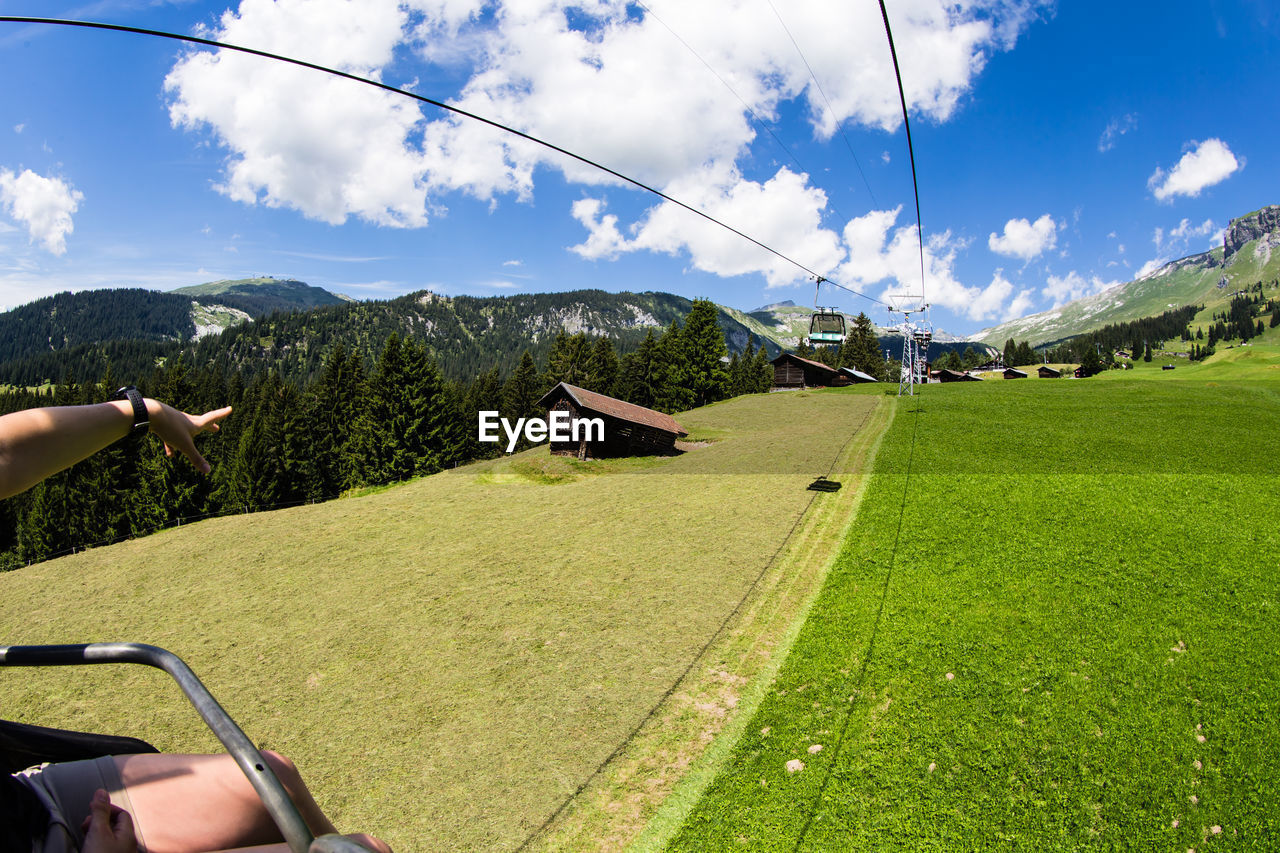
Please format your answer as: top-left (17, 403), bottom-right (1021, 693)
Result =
top-left (0, 299), bottom-right (779, 569)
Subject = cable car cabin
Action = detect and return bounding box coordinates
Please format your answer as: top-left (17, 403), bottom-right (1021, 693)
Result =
top-left (808, 310), bottom-right (846, 346)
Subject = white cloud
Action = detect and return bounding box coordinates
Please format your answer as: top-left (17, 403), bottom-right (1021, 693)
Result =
top-left (572, 166), bottom-right (844, 288)
top-left (1148, 139), bottom-right (1241, 202)
top-left (1006, 287), bottom-right (1035, 320)
top-left (0, 168), bottom-right (84, 255)
top-left (1042, 270), bottom-right (1120, 307)
top-left (1097, 113), bottom-right (1136, 152)
top-left (13, 124), bottom-right (24, 134)
top-left (162, 0), bottom-right (1047, 289)
top-left (1154, 217), bottom-right (1217, 254)
top-left (165, 0), bottom-right (432, 227)
top-left (988, 213), bottom-right (1059, 260)
top-left (831, 207), bottom-right (1012, 321)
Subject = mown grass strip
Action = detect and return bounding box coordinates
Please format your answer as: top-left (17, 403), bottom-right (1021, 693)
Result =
top-left (617, 394), bottom-right (897, 853)
top-left (0, 388), bottom-right (876, 852)
top-left (672, 379), bottom-right (1280, 850)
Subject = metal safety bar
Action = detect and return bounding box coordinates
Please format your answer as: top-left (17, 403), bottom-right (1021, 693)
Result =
top-left (0, 643), bottom-right (327, 853)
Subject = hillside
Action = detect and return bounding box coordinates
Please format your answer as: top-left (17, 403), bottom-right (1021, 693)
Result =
top-left (0, 288), bottom-right (785, 387)
top-left (672, 377), bottom-right (1280, 849)
top-left (0, 279), bottom-right (352, 374)
top-left (173, 276), bottom-right (351, 316)
top-left (978, 204), bottom-right (1280, 346)
top-left (0, 388), bottom-right (885, 852)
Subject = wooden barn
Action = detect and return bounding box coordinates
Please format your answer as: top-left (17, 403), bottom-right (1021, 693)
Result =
top-left (771, 353), bottom-right (849, 389)
top-left (1038, 365), bottom-right (1061, 378)
top-left (936, 368), bottom-right (982, 382)
top-left (536, 382), bottom-right (687, 459)
top-left (1003, 368), bottom-right (1028, 379)
top-left (837, 367), bottom-right (879, 383)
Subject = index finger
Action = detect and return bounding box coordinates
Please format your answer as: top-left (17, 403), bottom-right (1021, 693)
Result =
top-left (194, 406), bottom-right (233, 432)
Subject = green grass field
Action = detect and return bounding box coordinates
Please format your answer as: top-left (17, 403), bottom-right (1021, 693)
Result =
top-left (670, 377), bottom-right (1280, 850)
top-left (0, 388), bottom-right (882, 852)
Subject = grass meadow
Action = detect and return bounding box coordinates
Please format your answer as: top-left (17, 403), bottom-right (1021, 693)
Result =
top-left (671, 377), bottom-right (1280, 850)
top-left (0, 388), bottom-right (881, 852)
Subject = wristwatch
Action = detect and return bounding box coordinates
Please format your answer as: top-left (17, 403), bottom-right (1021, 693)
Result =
top-left (114, 385), bottom-right (150, 438)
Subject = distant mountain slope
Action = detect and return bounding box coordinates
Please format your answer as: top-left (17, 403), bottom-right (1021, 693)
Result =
top-left (172, 277), bottom-right (351, 316)
top-left (978, 205), bottom-right (1280, 346)
top-left (0, 289), bottom-right (196, 367)
top-left (0, 278), bottom-right (352, 373)
top-left (180, 288), bottom-right (784, 386)
top-left (0, 287), bottom-right (786, 387)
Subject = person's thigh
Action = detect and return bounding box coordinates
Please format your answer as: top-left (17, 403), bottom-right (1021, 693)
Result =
top-left (26, 755), bottom-right (141, 851)
top-left (112, 753), bottom-right (279, 853)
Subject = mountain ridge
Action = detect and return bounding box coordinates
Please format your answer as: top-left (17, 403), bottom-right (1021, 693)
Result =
top-left (978, 204), bottom-right (1280, 347)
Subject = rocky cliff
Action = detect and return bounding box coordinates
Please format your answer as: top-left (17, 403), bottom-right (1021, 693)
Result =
top-left (1225, 205), bottom-right (1280, 262)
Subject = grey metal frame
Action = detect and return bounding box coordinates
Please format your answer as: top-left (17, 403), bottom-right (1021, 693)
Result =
top-left (0, 642), bottom-right (366, 853)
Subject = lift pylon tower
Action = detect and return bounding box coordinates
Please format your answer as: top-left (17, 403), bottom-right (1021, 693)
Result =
top-left (888, 298), bottom-right (930, 397)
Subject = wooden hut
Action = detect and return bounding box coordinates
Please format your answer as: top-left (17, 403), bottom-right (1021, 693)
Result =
top-left (1038, 365), bottom-right (1061, 378)
top-left (536, 382), bottom-right (686, 459)
top-left (837, 366), bottom-right (878, 383)
top-left (936, 368), bottom-right (981, 382)
top-left (771, 353), bottom-right (848, 389)
top-left (1003, 368), bottom-right (1028, 379)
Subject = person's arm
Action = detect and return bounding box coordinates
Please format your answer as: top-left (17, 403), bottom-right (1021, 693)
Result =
top-left (0, 397), bottom-right (232, 500)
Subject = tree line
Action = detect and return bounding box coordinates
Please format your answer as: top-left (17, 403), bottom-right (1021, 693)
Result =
top-left (0, 288), bottom-right (774, 391)
top-left (0, 300), bottom-right (769, 569)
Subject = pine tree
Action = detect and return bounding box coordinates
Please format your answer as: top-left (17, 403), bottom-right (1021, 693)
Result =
top-left (619, 330), bottom-right (661, 408)
top-left (502, 351), bottom-right (541, 428)
top-left (1143, 343), bottom-right (1152, 362)
top-left (587, 337), bottom-right (620, 396)
top-left (655, 321), bottom-right (694, 413)
top-left (753, 344), bottom-right (774, 392)
top-left (679, 299), bottom-right (730, 407)
top-left (466, 366), bottom-right (504, 460)
top-left (726, 350), bottom-right (743, 397)
top-left (1015, 340), bottom-right (1036, 367)
top-left (841, 313), bottom-right (882, 375)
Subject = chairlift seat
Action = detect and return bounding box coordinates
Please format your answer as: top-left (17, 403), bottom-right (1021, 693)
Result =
top-left (808, 310), bottom-right (846, 344)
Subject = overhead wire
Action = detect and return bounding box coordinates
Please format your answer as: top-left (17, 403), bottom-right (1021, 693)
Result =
top-left (876, 0), bottom-right (927, 308)
top-left (791, 3), bottom-right (931, 843)
top-left (634, 0), bottom-right (854, 228)
top-left (0, 14), bottom-right (889, 309)
top-left (765, 0), bottom-right (879, 210)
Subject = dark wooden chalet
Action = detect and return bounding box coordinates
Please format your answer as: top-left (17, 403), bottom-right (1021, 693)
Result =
top-left (1038, 365), bottom-right (1061, 378)
top-left (1003, 368), bottom-right (1028, 379)
top-left (936, 368), bottom-right (982, 382)
top-left (837, 367), bottom-right (878, 383)
top-left (771, 353), bottom-right (849, 389)
top-left (536, 382), bottom-right (686, 459)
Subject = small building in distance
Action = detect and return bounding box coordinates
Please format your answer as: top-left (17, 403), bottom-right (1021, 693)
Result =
top-left (771, 353), bottom-right (850, 389)
top-left (936, 368), bottom-right (982, 382)
top-left (1038, 365), bottom-right (1062, 378)
top-left (536, 382), bottom-right (687, 459)
top-left (1003, 368), bottom-right (1028, 379)
top-left (837, 366), bottom-right (879, 384)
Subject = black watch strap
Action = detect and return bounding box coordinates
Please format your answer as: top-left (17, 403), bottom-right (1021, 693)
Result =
top-left (114, 386), bottom-right (149, 437)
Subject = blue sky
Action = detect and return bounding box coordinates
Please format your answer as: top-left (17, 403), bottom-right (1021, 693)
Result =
top-left (0, 0), bottom-right (1276, 339)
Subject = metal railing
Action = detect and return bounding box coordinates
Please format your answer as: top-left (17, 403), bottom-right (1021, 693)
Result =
top-left (0, 642), bottom-right (367, 853)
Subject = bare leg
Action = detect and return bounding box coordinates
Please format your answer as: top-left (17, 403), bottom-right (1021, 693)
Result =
top-left (112, 751), bottom-right (337, 853)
